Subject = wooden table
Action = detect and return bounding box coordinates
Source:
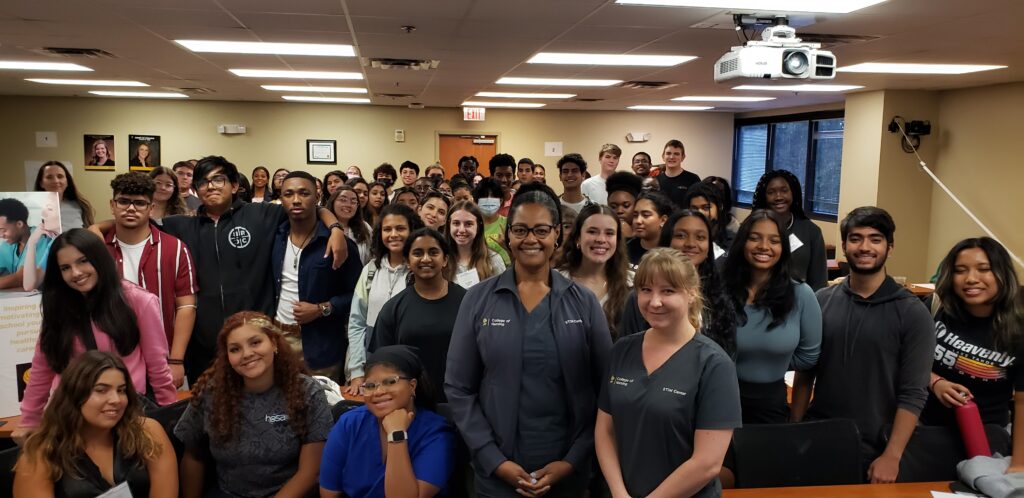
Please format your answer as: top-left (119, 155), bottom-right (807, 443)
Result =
top-left (1, 389), bottom-right (193, 438)
top-left (724, 481), bottom-right (952, 497)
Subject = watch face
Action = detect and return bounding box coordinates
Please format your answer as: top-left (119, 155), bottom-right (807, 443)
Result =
top-left (389, 430), bottom-right (407, 442)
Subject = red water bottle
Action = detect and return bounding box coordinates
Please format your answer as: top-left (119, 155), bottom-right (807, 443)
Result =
top-left (956, 401), bottom-right (991, 458)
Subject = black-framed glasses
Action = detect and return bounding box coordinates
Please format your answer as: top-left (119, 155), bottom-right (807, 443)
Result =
top-left (509, 224), bottom-right (556, 239)
top-left (358, 375), bottom-right (413, 396)
top-left (113, 198), bottom-right (151, 209)
top-left (195, 174), bottom-right (228, 191)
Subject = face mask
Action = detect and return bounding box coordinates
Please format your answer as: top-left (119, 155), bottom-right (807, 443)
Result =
top-left (378, 178), bottom-right (393, 189)
top-left (478, 197), bottom-right (501, 216)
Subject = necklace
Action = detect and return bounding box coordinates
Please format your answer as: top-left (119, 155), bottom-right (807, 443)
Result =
top-left (289, 225), bottom-right (317, 270)
top-left (785, 213), bottom-right (795, 230)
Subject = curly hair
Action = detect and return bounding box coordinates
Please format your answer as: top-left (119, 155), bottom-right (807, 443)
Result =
top-left (190, 311), bottom-right (310, 445)
top-left (111, 171), bottom-right (155, 198)
top-left (556, 203), bottom-right (631, 339)
top-left (20, 351), bottom-right (160, 481)
top-left (370, 203), bottom-right (424, 267)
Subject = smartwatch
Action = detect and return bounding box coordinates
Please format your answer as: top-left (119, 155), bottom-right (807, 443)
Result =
top-left (387, 430), bottom-right (408, 443)
top-left (319, 302), bottom-right (332, 317)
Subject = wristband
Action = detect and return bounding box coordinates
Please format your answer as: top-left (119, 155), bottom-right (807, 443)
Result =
top-left (327, 222), bottom-right (343, 231)
top-left (167, 358), bottom-right (185, 365)
top-left (930, 377), bottom-right (943, 391)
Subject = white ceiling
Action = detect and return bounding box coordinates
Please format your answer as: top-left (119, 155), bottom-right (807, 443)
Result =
top-left (0, 0), bottom-right (1021, 111)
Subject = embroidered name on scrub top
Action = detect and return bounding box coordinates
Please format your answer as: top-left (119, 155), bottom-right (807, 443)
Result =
top-left (482, 318), bottom-right (511, 327)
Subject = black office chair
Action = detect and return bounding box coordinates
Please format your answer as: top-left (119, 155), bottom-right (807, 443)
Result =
top-left (146, 398), bottom-right (190, 463)
top-left (732, 419), bottom-right (863, 488)
top-left (0, 445), bottom-right (20, 498)
top-left (884, 423), bottom-right (1011, 483)
top-left (331, 400), bottom-right (364, 421)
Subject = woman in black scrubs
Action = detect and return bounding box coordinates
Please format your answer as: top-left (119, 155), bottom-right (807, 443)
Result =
top-left (597, 248), bottom-right (741, 498)
top-left (445, 183), bottom-right (612, 498)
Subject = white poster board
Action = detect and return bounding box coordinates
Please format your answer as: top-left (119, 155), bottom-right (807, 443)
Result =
top-left (0, 292), bottom-right (42, 417)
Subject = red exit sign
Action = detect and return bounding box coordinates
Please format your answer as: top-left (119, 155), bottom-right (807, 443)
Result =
top-left (463, 107), bottom-right (486, 121)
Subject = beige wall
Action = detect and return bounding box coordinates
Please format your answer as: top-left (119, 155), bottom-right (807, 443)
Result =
top-left (0, 96), bottom-right (735, 208)
top-left (927, 82), bottom-right (1024, 274)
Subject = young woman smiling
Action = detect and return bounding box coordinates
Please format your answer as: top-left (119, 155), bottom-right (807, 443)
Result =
top-left (721, 210), bottom-right (821, 424)
top-left (921, 237), bottom-right (1024, 471)
top-left (417, 190), bottom-right (450, 232)
top-left (12, 229), bottom-right (176, 444)
top-left (320, 345), bottom-right (455, 498)
top-left (345, 204), bottom-right (424, 396)
top-left (446, 200), bottom-right (505, 288)
top-left (15, 351), bottom-right (177, 498)
top-left (147, 166), bottom-right (189, 220)
top-left (328, 185), bottom-right (373, 265)
top-left (250, 166), bottom-right (271, 203)
top-left (751, 170), bottom-right (827, 290)
top-left (626, 191), bottom-right (673, 267)
top-left (557, 203), bottom-right (631, 339)
top-left (371, 228), bottom-right (467, 403)
top-left (446, 183), bottom-right (611, 498)
top-left (175, 311), bottom-right (333, 498)
top-left (365, 181), bottom-right (390, 228)
top-left (596, 248), bottom-right (741, 498)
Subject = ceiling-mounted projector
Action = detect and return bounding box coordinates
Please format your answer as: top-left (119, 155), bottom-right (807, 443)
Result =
top-left (714, 24), bottom-right (836, 82)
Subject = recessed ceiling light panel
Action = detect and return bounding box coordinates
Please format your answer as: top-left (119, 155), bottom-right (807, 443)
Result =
top-left (230, 69), bottom-right (363, 80)
top-left (462, 101), bottom-right (546, 108)
top-left (614, 0), bottom-right (887, 14)
top-left (0, 61), bottom-right (92, 71)
top-left (528, 52), bottom-right (696, 67)
top-left (673, 96), bottom-right (775, 102)
top-left (89, 91), bottom-right (187, 98)
top-left (177, 40), bottom-right (355, 57)
top-left (837, 62), bottom-right (1007, 74)
top-left (282, 96), bottom-right (371, 103)
top-left (497, 77), bottom-right (622, 87)
top-left (733, 84), bottom-right (863, 92)
top-left (628, 105), bottom-right (714, 111)
top-left (475, 92), bottom-right (575, 99)
top-left (262, 85), bottom-right (367, 93)
top-left (27, 79), bottom-right (148, 86)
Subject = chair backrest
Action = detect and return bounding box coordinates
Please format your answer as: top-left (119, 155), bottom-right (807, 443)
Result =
top-left (886, 423), bottom-right (1011, 483)
top-left (146, 398), bottom-right (190, 463)
top-left (331, 400), bottom-right (364, 422)
top-left (0, 445), bottom-right (20, 498)
top-left (733, 419), bottom-right (863, 488)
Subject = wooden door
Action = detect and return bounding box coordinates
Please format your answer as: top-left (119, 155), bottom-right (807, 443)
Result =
top-left (438, 134), bottom-right (497, 179)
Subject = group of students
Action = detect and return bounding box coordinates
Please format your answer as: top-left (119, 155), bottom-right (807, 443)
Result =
top-left (8, 140), bottom-right (1024, 498)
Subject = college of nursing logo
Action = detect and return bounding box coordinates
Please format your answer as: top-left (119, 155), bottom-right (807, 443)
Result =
top-left (228, 226), bottom-right (252, 249)
top-left (482, 318), bottom-right (488, 326)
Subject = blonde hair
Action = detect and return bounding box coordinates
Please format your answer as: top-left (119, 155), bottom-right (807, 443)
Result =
top-left (634, 247), bottom-right (704, 329)
top-left (599, 143), bottom-right (622, 158)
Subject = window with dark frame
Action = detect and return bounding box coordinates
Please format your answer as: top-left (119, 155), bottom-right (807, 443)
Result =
top-left (732, 110), bottom-right (845, 220)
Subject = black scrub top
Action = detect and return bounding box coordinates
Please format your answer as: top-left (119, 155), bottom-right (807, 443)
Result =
top-left (599, 332), bottom-right (741, 498)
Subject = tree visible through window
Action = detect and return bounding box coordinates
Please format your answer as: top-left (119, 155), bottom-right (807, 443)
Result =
top-left (732, 111), bottom-right (844, 219)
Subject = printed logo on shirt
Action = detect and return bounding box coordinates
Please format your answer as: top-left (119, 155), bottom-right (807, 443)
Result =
top-left (482, 317), bottom-right (511, 328)
top-left (662, 387), bottom-right (687, 397)
top-left (610, 376), bottom-right (634, 387)
top-left (564, 319), bottom-right (583, 325)
top-left (266, 413), bottom-right (290, 424)
top-left (228, 226), bottom-right (252, 249)
top-left (934, 321), bottom-right (1015, 381)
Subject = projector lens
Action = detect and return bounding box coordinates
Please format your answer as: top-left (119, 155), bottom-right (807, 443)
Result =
top-left (783, 51), bottom-right (809, 76)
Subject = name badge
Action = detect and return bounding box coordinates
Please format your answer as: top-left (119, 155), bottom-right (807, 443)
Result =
top-left (789, 233), bottom-right (805, 252)
top-left (455, 269), bottom-right (481, 288)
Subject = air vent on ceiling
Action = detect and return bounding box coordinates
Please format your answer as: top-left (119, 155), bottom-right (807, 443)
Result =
top-left (619, 81), bottom-right (677, 90)
top-left (38, 47), bottom-right (116, 59)
top-left (168, 87), bottom-right (216, 95)
top-left (572, 98), bottom-right (604, 102)
top-left (376, 93), bottom-right (415, 99)
top-left (361, 58), bottom-right (439, 70)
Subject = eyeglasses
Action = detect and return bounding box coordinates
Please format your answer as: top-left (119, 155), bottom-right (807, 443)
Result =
top-left (113, 198), bottom-right (151, 209)
top-left (195, 174), bottom-right (228, 191)
top-left (358, 375), bottom-right (413, 396)
top-left (509, 224), bottom-right (556, 239)
top-left (335, 196), bottom-right (359, 205)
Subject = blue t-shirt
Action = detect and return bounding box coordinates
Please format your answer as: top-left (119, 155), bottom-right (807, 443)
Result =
top-left (0, 229), bottom-right (54, 275)
top-left (320, 405), bottom-right (455, 498)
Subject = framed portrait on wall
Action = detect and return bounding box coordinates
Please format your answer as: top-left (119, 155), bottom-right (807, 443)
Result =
top-left (84, 134), bottom-right (115, 171)
top-left (306, 139), bottom-right (337, 165)
top-left (128, 135), bottom-right (161, 171)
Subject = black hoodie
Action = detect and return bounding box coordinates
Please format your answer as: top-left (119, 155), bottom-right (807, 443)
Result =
top-left (807, 276), bottom-right (935, 454)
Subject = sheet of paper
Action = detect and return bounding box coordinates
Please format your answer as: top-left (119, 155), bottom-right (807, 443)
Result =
top-left (789, 233), bottom-right (804, 252)
top-left (455, 269), bottom-right (480, 289)
top-left (97, 482), bottom-right (133, 498)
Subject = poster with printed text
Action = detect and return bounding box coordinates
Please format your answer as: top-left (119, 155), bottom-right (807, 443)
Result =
top-left (84, 134), bottom-right (115, 171)
top-left (129, 134), bottom-right (161, 172)
top-left (0, 293), bottom-right (42, 417)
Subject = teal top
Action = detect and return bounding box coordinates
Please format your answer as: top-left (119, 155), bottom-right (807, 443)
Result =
top-left (734, 281), bottom-right (822, 383)
top-left (0, 228), bottom-right (54, 275)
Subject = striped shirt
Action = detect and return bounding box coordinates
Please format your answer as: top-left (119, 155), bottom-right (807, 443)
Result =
top-left (105, 224), bottom-right (199, 347)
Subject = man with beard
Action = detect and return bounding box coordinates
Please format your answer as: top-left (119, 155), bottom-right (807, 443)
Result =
top-left (791, 207), bottom-right (935, 484)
